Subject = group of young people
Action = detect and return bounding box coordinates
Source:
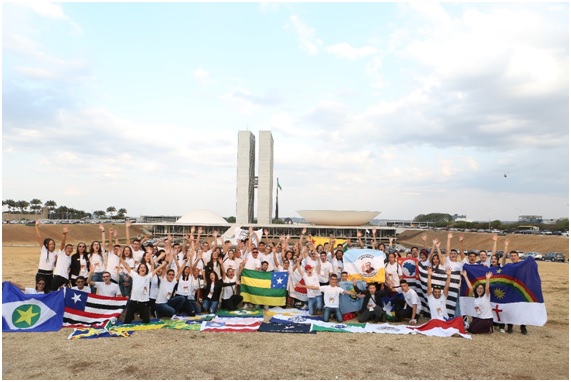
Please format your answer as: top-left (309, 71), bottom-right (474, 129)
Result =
top-left (20, 221), bottom-right (527, 334)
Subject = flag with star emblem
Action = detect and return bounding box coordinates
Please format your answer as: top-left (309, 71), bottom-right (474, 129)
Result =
top-left (2, 281), bottom-right (64, 332)
top-left (459, 257), bottom-right (546, 326)
top-left (63, 288), bottom-right (128, 327)
top-left (241, 270), bottom-right (288, 306)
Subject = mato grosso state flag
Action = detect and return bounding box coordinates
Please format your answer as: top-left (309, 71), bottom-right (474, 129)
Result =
top-left (240, 270), bottom-right (288, 306)
top-left (460, 257), bottom-right (547, 326)
top-left (2, 282), bottom-right (64, 332)
top-left (343, 249), bottom-right (386, 284)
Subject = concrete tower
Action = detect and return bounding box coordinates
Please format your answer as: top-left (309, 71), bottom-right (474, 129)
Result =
top-left (257, 131), bottom-right (274, 225)
top-left (236, 131), bottom-right (256, 224)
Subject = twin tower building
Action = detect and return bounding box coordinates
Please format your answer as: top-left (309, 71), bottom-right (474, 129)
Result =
top-left (236, 131), bottom-right (274, 225)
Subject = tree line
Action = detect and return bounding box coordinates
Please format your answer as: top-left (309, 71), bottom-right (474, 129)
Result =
top-left (2, 199), bottom-right (127, 220)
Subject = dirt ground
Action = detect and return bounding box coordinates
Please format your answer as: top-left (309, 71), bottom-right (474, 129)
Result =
top-left (1, 227), bottom-right (569, 380)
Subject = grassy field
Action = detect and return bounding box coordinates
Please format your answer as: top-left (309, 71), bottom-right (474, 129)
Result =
top-left (1, 227), bottom-right (569, 380)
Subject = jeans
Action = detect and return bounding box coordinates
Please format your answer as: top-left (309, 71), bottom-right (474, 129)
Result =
top-left (155, 296), bottom-right (185, 318)
top-left (187, 299), bottom-right (202, 315)
top-left (308, 296), bottom-right (323, 315)
top-left (119, 272), bottom-right (132, 298)
top-left (202, 299), bottom-right (219, 314)
top-left (323, 307), bottom-right (343, 322)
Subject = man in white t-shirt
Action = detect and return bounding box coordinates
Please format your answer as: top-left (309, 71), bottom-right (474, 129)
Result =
top-left (295, 260), bottom-right (322, 316)
top-left (304, 274), bottom-right (355, 322)
top-left (155, 268), bottom-right (185, 318)
top-left (426, 267), bottom-right (451, 320)
top-left (242, 248), bottom-right (261, 271)
top-left (391, 279), bottom-right (421, 325)
top-left (87, 268), bottom-right (121, 297)
top-left (71, 276), bottom-right (91, 292)
top-left (317, 252), bottom-right (333, 286)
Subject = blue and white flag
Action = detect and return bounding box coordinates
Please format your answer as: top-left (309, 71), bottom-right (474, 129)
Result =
top-left (338, 280), bottom-right (366, 314)
top-left (2, 282), bottom-right (64, 332)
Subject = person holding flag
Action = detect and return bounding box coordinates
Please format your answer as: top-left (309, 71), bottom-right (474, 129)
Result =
top-left (461, 270), bottom-right (493, 334)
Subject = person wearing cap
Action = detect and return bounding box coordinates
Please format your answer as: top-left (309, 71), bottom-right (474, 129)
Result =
top-left (426, 267), bottom-right (452, 320)
top-left (295, 257), bottom-right (322, 316)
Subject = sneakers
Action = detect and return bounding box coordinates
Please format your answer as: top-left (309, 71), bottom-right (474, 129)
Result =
top-left (499, 328), bottom-right (505, 333)
top-left (521, 326), bottom-right (528, 335)
top-left (301, 304), bottom-right (308, 310)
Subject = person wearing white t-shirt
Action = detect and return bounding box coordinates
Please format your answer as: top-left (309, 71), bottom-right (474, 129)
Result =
top-left (155, 267), bottom-right (185, 318)
top-left (317, 252), bottom-right (333, 285)
top-left (242, 248), bottom-right (261, 271)
top-left (294, 258), bottom-right (322, 316)
top-left (173, 264), bottom-right (200, 316)
top-left (34, 220), bottom-right (61, 291)
top-left (51, 243), bottom-right (73, 291)
top-left (11, 279), bottom-right (46, 294)
top-left (330, 250), bottom-right (344, 278)
top-left (119, 253), bottom-right (167, 324)
top-left (391, 279), bottom-right (421, 325)
top-left (384, 252), bottom-right (402, 289)
top-left (88, 267), bottom-right (121, 297)
top-left (303, 274), bottom-right (355, 322)
top-left (71, 276), bottom-right (91, 292)
top-left (426, 267), bottom-right (451, 321)
top-left (220, 268), bottom-right (242, 310)
top-left (259, 246), bottom-right (276, 272)
top-left (461, 270), bottom-right (494, 334)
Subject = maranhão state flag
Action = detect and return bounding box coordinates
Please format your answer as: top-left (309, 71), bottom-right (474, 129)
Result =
top-left (343, 249), bottom-right (386, 284)
top-left (2, 281), bottom-right (64, 332)
top-left (240, 270), bottom-right (288, 306)
top-left (63, 288), bottom-right (128, 327)
top-left (460, 257), bottom-right (547, 326)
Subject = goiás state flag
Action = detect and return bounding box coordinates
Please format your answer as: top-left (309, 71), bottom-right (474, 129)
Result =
top-left (2, 281), bottom-right (64, 332)
top-left (460, 257), bottom-right (547, 326)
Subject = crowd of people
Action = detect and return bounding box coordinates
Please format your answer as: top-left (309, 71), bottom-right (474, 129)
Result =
top-left (15, 220), bottom-right (528, 334)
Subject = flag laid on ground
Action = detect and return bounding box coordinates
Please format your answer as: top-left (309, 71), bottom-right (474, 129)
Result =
top-left (200, 319), bottom-right (262, 332)
top-left (240, 270), bottom-right (288, 306)
top-left (343, 249), bottom-right (386, 283)
top-left (258, 322), bottom-right (314, 334)
top-left (163, 319), bottom-right (202, 331)
top-left (2, 281), bottom-right (64, 332)
top-left (211, 317), bottom-right (264, 326)
top-left (171, 314), bottom-right (215, 322)
top-left (216, 309), bottom-right (264, 318)
top-left (416, 265), bottom-right (461, 318)
top-left (460, 257), bottom-right (547, 326)
top-left (338, 280), bottom-right (366, 314)
top-left (67, 321), bottom-right (131, 339)
top-left (364, 323), bottom-right (414, 335)
top-left (270, 314), bottom-right (324, 325)
top-left (408, 317), bottom-right (471, 339)
top-left (63, 288), bottom-right (128, 327)
top-left (310, 322), bottom-right (368, 333)
top-left (265, 307), bottom-right (308, 319)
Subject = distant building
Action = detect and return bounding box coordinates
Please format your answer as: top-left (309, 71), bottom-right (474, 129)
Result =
top-left (518, 215), bottom-right (543, 223)
top-left (452, 214), bottom-right (467, 222)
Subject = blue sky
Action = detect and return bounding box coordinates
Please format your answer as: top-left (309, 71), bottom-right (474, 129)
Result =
top-left (2, 2), bottom-right (569, 222)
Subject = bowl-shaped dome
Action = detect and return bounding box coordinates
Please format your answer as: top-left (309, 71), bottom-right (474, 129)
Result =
top-left (296, 210), bottom-right (380, 226)
top-left (176, 210), bottom-right (228, 225)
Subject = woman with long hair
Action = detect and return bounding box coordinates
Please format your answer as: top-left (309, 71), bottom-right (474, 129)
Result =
top-left (69, 241), bottom-right (90, 286)
top-left (119, 246), bottom-right (136, 298)
top-left (461, 271), bottom-right (494, 334)
top-left (34, 220), bottom-right (59, 292)
top-left (88, 240), bottom-right (105, 287)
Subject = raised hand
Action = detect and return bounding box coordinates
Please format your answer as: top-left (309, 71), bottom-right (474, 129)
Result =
top-left (36, 219), bottom-right (41, 226)
top-left (504, 238), bottom-right (510, 246)
top-left (357, 231), bottom-right (362, 238)
top-left (459, 235), bottom-right (464, 242)
top-left (421, 233), bottom-right (428, 241)
top-left (446, 268), bottom-right (452, 277)
top-left (448, 232), bottom-right (453, 239)
top-left (492, 233), bottom-right (498, 242)
top-left (485, 272), bottom-right (492, 280)
top-left (435, 240), bottom-right (441, 248)
top-left (432, 239), bottom-right (439, 246)
top-left (63, 226), bottom-right (69, 234)
top-left (427, 267), bottom-right (432, 275)
top-left (99, 223), bottom-right (105, 232)
top-left (372, 228), bottom-right (377, 235)
top-left (264, 229), bottom-right (269, 235)
top-left (213, 230), bottom-right (218, 237)
top-left (197, 227), bottom-right (203, 235)
top-left (190, 226), bottom-right (196, 234)
top-left (302, 228), bottom-right (307, 235)
top-left (126, 220), bottom-right (131, 228)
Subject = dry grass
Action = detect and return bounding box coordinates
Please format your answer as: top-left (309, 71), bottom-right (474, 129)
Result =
top-left (2, 228), bottom-right (569, 380)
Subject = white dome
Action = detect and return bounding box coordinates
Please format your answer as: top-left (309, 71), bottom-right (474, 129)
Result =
top-left (176, 210), bottom-right (228, 225)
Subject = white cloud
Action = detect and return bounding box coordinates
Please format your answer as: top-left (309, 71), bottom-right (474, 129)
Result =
top-left (326, 42), bottom-right (377, 60)
top-left (289, 15), bottom-right (322, 56)
top-left (18, 0), bottom-right (68, 20)
top-left (194, 68), bottom-right (212, 85)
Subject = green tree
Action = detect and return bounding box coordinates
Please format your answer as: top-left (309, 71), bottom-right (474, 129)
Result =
top-left (225, 216), bottom-right (236, 223)
top-left (106, 206), bottom-right (116, 217)
top-left (413, 213), bottom-right (453, 223)
top-left (555, 218), bottom-right (569, 231)
top-left (16, 200), bottom-right (30, 214)
top-left (93, 210), bottom-right (106, 219)
top-left (117, 208), bottom-right (127, 218)
top-left (30, 199), bottom-right (42, 214)
top-left (4, 199), bottom-right (16, 213)
top-left (44, 200), bottom-right (57, 219)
